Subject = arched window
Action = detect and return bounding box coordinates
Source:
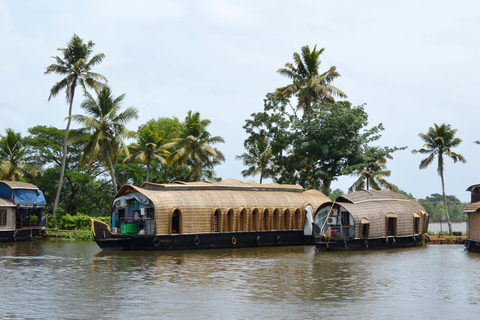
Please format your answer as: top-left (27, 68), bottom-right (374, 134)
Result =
top-left (238, 208), bottom-right (247, 231)
top-left (262, 209), bottom-right (269, 231)
top-left (251, 208), bottom-right (258, 231)
top-left (172, 209), bottom-right (181, 234)
top-left (293, 209), bottom-right (301, 229)
top-left (386, 213), bottom-right (397, 236)
top-left (213, 209), bottom-right (221, 232)
top-left (413, 213), bottom-right (420, 234)
top-left (225, 209), bottom-right (233, 232)
top-left (283, 209), bottom-right (290, 230)
top-left (272, 209), bottom-right (279, 231)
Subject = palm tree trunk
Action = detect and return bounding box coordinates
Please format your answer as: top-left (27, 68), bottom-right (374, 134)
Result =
top-left (53, 81), bottom-right (76, 220)
top-left (146, 162), bottom-right (150, 182)
top-left (440, 169), bottom-right (452, 235)
top-left (104, 140), bottom-right (118, 194)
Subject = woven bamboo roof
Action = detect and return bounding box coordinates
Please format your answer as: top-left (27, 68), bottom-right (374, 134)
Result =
top-left (140, 178), bottom-right (304, 193)
top-left (464, 202), bottom-right (480, 213)
top-left (0, 181), bottom-right (39, 190)
top-left (337, 189), bottom-right (409, 204)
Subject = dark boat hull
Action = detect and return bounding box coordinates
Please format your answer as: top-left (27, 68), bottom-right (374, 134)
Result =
top-left (92, 219), bottom-right (313, 251)
top-left (314, 235), bottom-right (428, 251)
top-left (0, 228), bottom-right (41, 242)
top-left (464, 239), bottom-right (480, 252)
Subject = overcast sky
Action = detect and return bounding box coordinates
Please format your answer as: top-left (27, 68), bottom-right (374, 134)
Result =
top-left (1, 0), bottom-right (479, 202)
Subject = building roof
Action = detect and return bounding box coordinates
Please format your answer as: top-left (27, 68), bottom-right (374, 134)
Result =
top-left (0, 181), bottom-right (39, 190)
top-left (464, 201), bottom-right (480, 213)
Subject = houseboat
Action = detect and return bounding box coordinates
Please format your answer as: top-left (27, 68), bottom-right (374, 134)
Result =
top-left (313, 189), bottom-right (429, 251)
top-left (91, 178), bottom-right (330, 250)
top-left (0, 181), bottom-right (47, 242)
top-left (463, 184), bottom-right (480, 252)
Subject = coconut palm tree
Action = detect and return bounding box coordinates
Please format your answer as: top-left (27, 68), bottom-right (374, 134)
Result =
top-left (276, 45), bottom-right (347, 116)
top-left (236, 135), bottom-right (277, 184)
top-left (348, 147), bottom-right (394, 192)
top-left (45, 33), bottom-right (106, 218)
top-left (0, 129), bottom-right (39, 181)
top-left (163, 111), bottom-right (225, 181)
top-left (68, 86), bottom-right (138, 194)
top-left (412, 123), bottom-right (466, 235)
top-left (123, 131), bottom-right (170, 182)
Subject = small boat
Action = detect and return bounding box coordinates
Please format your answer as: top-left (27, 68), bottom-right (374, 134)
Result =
top-left (313, 189), bottom-right (429, 251)
top-left (91, 178), bottom-right (330, 250)
top-left (463, 184), bottom-right (480, 252)
top-left (0, 181), bottom-right (47, 242)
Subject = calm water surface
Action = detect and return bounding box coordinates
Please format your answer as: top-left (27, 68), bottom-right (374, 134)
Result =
top-left (1, 241), bottom-right (479, 319)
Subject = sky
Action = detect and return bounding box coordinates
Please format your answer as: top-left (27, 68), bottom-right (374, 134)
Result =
top-left (1, 0), bottom-right (479, 202)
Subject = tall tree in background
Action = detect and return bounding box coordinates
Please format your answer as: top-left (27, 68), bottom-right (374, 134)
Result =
top-left (164, 111), bottom-right (225, 181)
top-left (348, 147), bottom-right (394, 192)
top-left (45, 33), bottom-right (106, 218)
top-left (68, 86), bottom-right (138, 194)
top-left (276, 45), bottom-right (347, 117)
top-left (412, 123), bottom-right (466, 235)
top-left (236, 135), bottom-right (277, 184)
top-left (123, 131), bottom-right (170, 182)
top-left (0, 129), bottom-right (39, 181)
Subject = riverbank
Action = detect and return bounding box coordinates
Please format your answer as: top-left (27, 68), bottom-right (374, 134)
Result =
top-left (428, 234), bottom-right (466, 245)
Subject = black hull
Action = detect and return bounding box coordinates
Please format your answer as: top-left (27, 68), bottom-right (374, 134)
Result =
top-left (92, 219), bottom-right (312, 251)
top-left (314, 235), bottom-right (427, 251)
top-left (464, 239), bottom-right (480, 252)
top-left (0, 229), bottom-right (40, 242)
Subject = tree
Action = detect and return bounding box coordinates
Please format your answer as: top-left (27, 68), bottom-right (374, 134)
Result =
top-left (276, 45), bottom-right (347, 116)
top-left (45, 33), bottom-right (106, 219)
top-left (25, 125), bottom-right (111, 215)
top-left (236, 135), bottom-right (277, 184)
top-left (293, 101), bottom-right (387, 195)
top-left (163, 111), bottom-right (225, 181)
top-left (0, 129), bottom-right (39, 181)
top-left (68, 86), bottom-right (138, 194)
top-left (412, 123), bottom-right (466, 234)
top-left (348, 147), bottom-right (395, 192)
top-left (123, 131), bottom-right (170, 182)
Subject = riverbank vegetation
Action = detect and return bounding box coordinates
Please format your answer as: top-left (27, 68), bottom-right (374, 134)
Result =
top-left (0, 37), bottom-right (471, 235)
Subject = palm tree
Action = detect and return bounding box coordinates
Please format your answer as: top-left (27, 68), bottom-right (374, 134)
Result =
top-left (276, 45), bottom-right (347, 116)
top-left (123, 131), bottom-right (170, 182)
top-left (163, 111), bottom-right (225, 181)
top-left (236, 135), bottom-right (277, 184)
top-left (348, 147), bottom-right (394, 192)
top-left (68, 86), bottom-right (138, 194)
top-left (0, 129), bottom-right (39, 181)
top-left (412, 123), bottom-right (466, 235)
top-left (45, 33), bottom-right (106, 218)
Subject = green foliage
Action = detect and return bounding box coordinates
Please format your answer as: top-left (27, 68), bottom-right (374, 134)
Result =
top-left (418, 193), bottom-right (468, 222)
top-left (0, 128), bottom-right (39, 181)
top-left (329, 188), bottom-right (344, 201)
top-left (47, 211), bottom-right (109, 230)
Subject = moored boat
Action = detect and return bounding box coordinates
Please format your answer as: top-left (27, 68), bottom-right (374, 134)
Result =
top-left (313, 189), bottom-right (429, 251)
top-left (91, 178), bottom-right (330, 250)
top-left (463, 184), bottom-right (480, 252)
top-left (0, 181), bottom-right (47, 242)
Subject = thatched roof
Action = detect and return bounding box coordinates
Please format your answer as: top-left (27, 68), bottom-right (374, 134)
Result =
top-left (0, 198), bottom-right (15, 207)
top-left (464, 202), bottom-right (480, 213)
top-left (0, 181), bottom-right (39, 190)
top-left (337, 189), bottom-right (409, 204)
top-left (140, 178), bottom-right (304, 193)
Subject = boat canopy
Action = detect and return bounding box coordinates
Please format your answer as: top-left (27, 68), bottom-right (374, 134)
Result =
top-left (0, 181), bottom-right (46, 206)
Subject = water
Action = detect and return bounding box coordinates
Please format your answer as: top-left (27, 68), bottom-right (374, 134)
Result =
top-left (429, 222), bottom-right (467, 233)
top-left (1, 241), bottom-right (479, 319)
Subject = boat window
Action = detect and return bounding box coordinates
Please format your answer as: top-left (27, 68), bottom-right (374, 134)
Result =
top-left (0, 209), bottom-right (6, 226)
top-left (251, 208), bottom-right (258, 231)
top-left (225, 209), bottom-right (233, 232)
top-left (362, 224), bottom-right (369, 238)
top-left (272, 209), bottom-right (279, 231)
top-left (283, 209), bottom-right (290, 230)
top-left (172, 209), bottom-right (181, 234)
top-left (293, 209), bottom-right (301, 229)
top-left (262, 209), bottom-right (269, 231)
top-left (387, 216), bottom-right (397, 236)
top-left (213, 209), bottom-right (221, 232)
top-left (238, 209), bottom-right (246, 231)
top-left (414, 215), bottom-right (420, 234)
